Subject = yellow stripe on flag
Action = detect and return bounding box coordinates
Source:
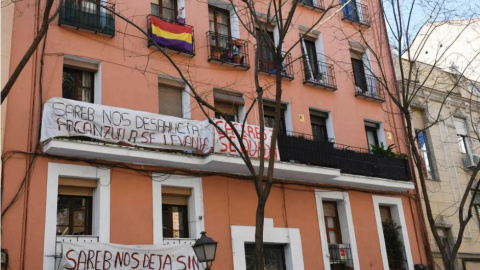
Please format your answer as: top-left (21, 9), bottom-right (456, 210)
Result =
top-left (152, 25), bottom-right (193, 43)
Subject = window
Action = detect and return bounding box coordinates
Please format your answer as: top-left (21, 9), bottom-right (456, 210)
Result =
top-left (62, 67), bottom-right (95, 103)
top-left (56, 177), bottom-right (96, 236)
top-left (158, 77), bottom-right (185, 118)
top-left (310, 110), bottom-right (328, 141)
top-left (379, 206), bottom-right (392, 223)
top-left (365, 121), bottom-right (379, 150)
top-left (257, 29), bottom-right (275, 72)
top-left (263, 101), bottom-right (286, 135)
top-left (209, 6), bottom-right (231, 37)
top-left (151, 0), bottom-right (177, 22)
top-left (454, 117), bottom-right (471, 154)
top-left (245, 244), bottom-right (286, 270)
top-left (351, 53), bottom-right (367, 93)
top-left (323, 201), bottom-right (342, 244)
top-left (437, 228), bottom-right (452, 260)
top-left (162, 186), bottom-right (191, 238)
top-left (214, 89), bottom-right (245, 122)
top-left (342, 0), bottom-right (359, 22)
top-left (416, 129), bottom-right (436, 179)
top-left (301, 39), bottom-right (319, 82)
top-left (473, 191), bottom-right (480, 229)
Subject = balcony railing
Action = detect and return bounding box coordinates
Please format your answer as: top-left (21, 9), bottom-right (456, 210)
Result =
top-left (55, 235), bottom-right (99, 264)
top-left (328, 244), bottom-right (354, 269)
top-left (147, 14), bottom-right (195, 57)
top-left (163, 238), bottom-right (196, 245)
top-left (354, 73), bottom-right (385, 102)
top-left (206, 31), bottom-right (250, 70)
top-left (342, 1), bottom-right (371, 27)
top-left (297, 0), bottom-right (325, 11)
top-left (59, 0), bottom-right (115, 37)
top-left (255, 45), bottom-right (294, 80)
top-left (302, 54), bottom-right (337, 90)
top-left (277, 132), bottom-right (411, 181)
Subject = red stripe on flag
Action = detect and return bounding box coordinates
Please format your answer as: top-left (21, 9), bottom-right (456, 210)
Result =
top-left (151, 16), bottom-right (193, 35)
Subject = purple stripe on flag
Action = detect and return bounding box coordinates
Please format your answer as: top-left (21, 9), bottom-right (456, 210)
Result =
top-left (151, 35), bottom-right (193, 53)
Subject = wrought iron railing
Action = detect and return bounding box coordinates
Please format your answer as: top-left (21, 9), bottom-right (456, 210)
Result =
top-left (302, 54), bottom-right (337, 89)
top-left (55, 235), bottom-right (99, 265)
top-left (353, 73), bottom-right (386, 101)
top-left (342, 1), bottom-right (371, 27)
top-left (147, 14), bottom-right (195, 56)
top-left (59, 0), bottom-right (115, 37)
top-left (277, 132), bottom-right (411, 181)
top-left (206, 31), bottom-right (250, 69)
top-left (297, 0), bottom-right (325, 11)
top-left (255, 45), bottom-right (294, 79)
top-left (328, 244), bottom-right (354, 269)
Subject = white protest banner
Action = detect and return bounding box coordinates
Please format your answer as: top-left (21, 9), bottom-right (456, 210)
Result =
top-left (213, 119), bottom-right (280, 160)
top-left (41, 98), bottom-right (214, 154)
top-left (58, 242), bottom-right (202, 270)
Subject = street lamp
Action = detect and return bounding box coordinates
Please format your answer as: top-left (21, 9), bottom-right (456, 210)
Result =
top-left (192, 231), bottom-right (218, 270)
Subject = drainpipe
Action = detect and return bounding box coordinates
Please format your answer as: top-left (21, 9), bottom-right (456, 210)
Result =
top-left (377, 0), bottom-right (435, 268)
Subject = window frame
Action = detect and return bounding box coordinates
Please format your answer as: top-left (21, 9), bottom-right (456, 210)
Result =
top-left (352, 57), bottom-right (367, 92)
top-left (152, 174), bottom-right (204, 244)
top-left (162, 204), bottom-right (189, 238)
top-left (244, 243), bottom-right (287, 270)
top-left (151, 0), bottom-right (178, 22)
top-left (209, 5), bottom-right (231, 37)
top-left (263, 102), bottom-right (287, 135)
top-left (323, 201), bottom-right (343, 244)
top-left (302, 38), bottom-right (319, 80)
top-left (62, 67), bottom-right (95, 103)
top-left (415, 129), bottom-right (437, 180)
top-left (56, 194), bottom-right (93, 236)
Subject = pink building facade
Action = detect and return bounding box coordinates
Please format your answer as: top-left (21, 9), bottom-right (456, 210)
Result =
top-left (2, 0), bottom-right (430, 270)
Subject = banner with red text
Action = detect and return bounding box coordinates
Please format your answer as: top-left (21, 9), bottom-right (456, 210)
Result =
top-left (58, 242), bottom-right (201, 270)
top-left (213, 119), bottom-right (280, 160)
top-left (41, 98), bottom-right (214, 154)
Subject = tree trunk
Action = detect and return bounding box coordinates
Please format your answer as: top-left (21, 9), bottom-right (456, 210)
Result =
top-left (255, 197), bottom-right (266, 270)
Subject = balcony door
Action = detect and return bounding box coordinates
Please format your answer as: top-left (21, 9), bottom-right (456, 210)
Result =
top-left (258, 30), bottom-right (275, 72)
top-left (352, 58), bottom-right (367, 93)
top-left (151, 0), bottom-right (177, 22)
top-left (209, 6), bottom-right (231, 51)
top-left (302, 39), bottom-right (320, 82)
top-left (342, 0), bottom-right (359, 21)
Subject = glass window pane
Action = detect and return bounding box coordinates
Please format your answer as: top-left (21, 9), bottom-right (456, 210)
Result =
top-left (162, 0), bottom-right (174, 8)
top-left (163, 9), bottom-right (175, 21)
top-left (329, 231), bottom-right (338, 244)
top-left (151, 4), bottom-right (160, 17)
top-left (327, 217), bottom-right (335, 228)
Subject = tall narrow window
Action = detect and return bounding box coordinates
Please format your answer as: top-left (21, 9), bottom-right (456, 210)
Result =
top-left (342, 0), bottom-right (359, 21)
top-left (381, 205), bottom-right (407, 270)
top-left (301, 39), bottom-right (319, 82)
top-left (416, 129), bottom-right (436, 179)
top-left (263, 101), bottom-right (286, 135)
top-left (310, 110), bottom-right (328, 141)
top-left (151, 0), bottom-right (177, 22)
top-left (437, 228), bottom-right (452, 261)
top-left (473, 191), bottom-right (480, 228)
top-left (454, 117), bottom-right (471, 154)
top-left (352, 56), bottom-right (367, 93)
top-left (214, 89), bottom-right (244, 122)
top-left (209, 6), bottom-right (231, 53)
top-left (257, 29), bottom-right (275, 72)
top-left (162, 187), bottom-right (191, 238)
top-left (245, 244), bottom-right (286, 270)
top-left (62, 67), bottom-right (95, 103)
top-left (365, 121), bottom-right (380, 150)
top-left (56, 178), bottom-right (96, 236)
top-left (158, 79), bottom-right (184, 118)
top-left (323, 201), bottom-right (342, 244)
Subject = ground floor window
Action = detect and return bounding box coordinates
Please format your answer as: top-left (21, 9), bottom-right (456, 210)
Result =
top-left (57, 195), bottom-right (93, 235)
top-left (162, 186), bottom-right (191, 238)
top-left (244, 244), bottom-right (286, 270)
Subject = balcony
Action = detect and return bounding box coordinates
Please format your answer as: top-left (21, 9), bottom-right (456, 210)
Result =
top-left (147, 14), bottom-right (195, 57)
top-left (277, 133), bottom-right (411, 181)
top-left (302, 55), bottom-right (337, 90)
top-left (255, 45), bottom-right (294, 80)
top-left (59, 0), bottom-right (115, 37)
top-left (55, 235), bottom-right (99, 263)
top-left (206, 31), bottom-right (250, 70)
top-left (329, 244), bottom-right (354, 270)
top-left (297, 0), bottom-right (325, 11)
top-left (354, 73), bottom-right (386, 102)
top-left (342, 1), bottom-right (371, 27)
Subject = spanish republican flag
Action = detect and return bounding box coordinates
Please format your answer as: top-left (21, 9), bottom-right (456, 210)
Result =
top-left (151, 16), bottom-right (194, 53)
